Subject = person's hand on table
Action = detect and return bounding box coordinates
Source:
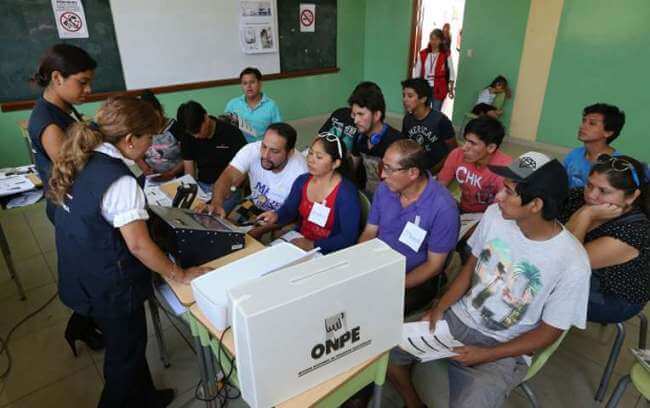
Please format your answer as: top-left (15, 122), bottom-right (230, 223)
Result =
top-left (291, 237), bottom-right (314, 251)
top-left (174, 266), bottom-right (211, 284)
top-left (194, 201), bottom-right (226, 218)
top-left (256, 211), bottom-right (278, 226)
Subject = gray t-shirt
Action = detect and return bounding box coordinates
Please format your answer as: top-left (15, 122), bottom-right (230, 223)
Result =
top-left (451, 204), bottom-right (591, 343)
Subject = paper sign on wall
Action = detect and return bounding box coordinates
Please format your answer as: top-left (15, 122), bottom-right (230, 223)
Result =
top-left (299, 4), bottom-right (316, 32)
top-left (239, 1), bottom-right (277, 54)
top-left (51, 0), bottom-right (89, 39)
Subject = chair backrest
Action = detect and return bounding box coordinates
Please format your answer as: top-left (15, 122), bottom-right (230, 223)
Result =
top-left (492, 92), bottom-right (507, 110)
top-left (523, 330), bottom-right (568, 382)
top-left (358, 191), bottom-right (371, 229)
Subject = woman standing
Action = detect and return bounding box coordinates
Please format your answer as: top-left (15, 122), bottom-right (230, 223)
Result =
top-left (27, 44), bottom-right (103, 353)
top-left (257, 133), bottom-right (361, 254)
top-left (411, 28), bottom-right (455, 111)
top-left (49, 97), bottom-right (208, 407)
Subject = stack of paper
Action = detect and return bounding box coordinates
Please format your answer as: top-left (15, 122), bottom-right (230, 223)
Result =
top-left (400, 320), bottom-right (464, 362)
top-left (0, 175), bottom-right (36, 197)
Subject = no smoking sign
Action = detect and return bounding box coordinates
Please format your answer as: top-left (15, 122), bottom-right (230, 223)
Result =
top-left (299, 4), bottom-right (316, 32)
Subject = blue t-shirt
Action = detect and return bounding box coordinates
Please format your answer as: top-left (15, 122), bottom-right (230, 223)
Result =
top-left (368, 177), bottom-right (459, 273)
top-left (563, 146), bottom-right (621, 189)
top-left (224, 93), bottom-right (282, 142)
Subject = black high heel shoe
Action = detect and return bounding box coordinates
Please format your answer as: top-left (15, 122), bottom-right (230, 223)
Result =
top-left (64, 313), bottom-right (105, 357)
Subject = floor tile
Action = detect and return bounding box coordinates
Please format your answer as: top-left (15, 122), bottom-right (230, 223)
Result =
top-left (1, 366), bottom-right (103, 408)
top-left (29, 224), bottom-right (54, 254)
top-left (0, 253), bottom-right (53, 302)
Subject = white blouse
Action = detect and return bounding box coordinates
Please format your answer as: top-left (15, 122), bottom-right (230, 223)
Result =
top-left (94, 143), bottom-right (149, 228)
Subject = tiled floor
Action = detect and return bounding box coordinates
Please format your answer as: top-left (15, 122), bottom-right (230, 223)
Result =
top-left (0, 116), bottom-right (648, 407)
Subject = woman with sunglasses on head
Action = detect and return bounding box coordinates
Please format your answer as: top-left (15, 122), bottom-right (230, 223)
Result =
top-left (560, 154), bottom-right (649, 323)
top-left (257, 133), bottom-right (361, 253)
top-left (27, 44), bottom-right (104, 354)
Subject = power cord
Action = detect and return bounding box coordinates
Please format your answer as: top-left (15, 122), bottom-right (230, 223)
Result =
top-left (0, 291), bottom-right (59, 382)
top-left (194, 326), bottom-right (240, 406)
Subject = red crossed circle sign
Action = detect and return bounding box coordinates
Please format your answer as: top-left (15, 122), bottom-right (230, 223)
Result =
top-left (300, 9), bottom-right (315, 27)
top-left (60, 12), bottom-right (83, 32)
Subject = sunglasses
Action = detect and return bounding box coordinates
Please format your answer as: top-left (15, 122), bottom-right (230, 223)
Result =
top-left (596, 154), bottom-right (641, 187)
top-left (317, 132), bottom-right (343, 159)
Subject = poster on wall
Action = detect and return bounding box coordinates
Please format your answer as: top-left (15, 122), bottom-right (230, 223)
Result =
top-left (239, 1), bottom-right (277, 54)
top-left (51, 0), bottom-right (89, 39)
top-left (299, 4), bottom-right (316, 32)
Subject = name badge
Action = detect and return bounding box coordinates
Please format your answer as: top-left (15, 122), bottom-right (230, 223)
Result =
top-left (398, 216), bottom-right (426, 252)
top-left (308, 201), bottom-right (331, 227)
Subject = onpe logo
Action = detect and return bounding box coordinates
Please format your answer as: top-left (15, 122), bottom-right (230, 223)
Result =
top-left (311, 311), bottom-right (361, 360)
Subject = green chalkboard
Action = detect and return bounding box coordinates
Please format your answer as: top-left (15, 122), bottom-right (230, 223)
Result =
top-left (278, 0), bottom-right (337, 72)
top-left (0, 0), bottom-right (125, 103)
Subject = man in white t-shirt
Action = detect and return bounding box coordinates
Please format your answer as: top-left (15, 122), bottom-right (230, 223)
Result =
top-left (388, 152), bottom-right (591, 408)
top-left (206, 122), bottom-right (307, 237)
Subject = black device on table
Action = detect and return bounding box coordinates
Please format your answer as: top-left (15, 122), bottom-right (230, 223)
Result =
top-left (148, 205), bottom-right (245, 268)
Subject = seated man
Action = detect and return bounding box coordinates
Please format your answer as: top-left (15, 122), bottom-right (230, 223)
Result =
top-left (206, 122), bottom-right (307, 238)
top-left (225, 67), bottom-right (282, 142)
top-left (349, 85), bottom-right (403, 194)
top-left (388, 152), bottom-right (591, 408)
top-left (401, 78), bottom-right (456, 170)
top-left (319, 81), bottom-right (381, 151)
top-left (438, 117), bottom-right (512, 213)
top-left (176, 100), bottom-right (247, 198)
top-left (359, 139), bottom-right (459, 315)
top-left (563, 103), bottom-right (625, 188)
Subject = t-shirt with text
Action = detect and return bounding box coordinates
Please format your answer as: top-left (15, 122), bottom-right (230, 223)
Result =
top-left (402, 109), bottom-right (455, 168)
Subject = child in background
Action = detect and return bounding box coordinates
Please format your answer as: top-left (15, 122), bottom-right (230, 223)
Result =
top-left (475, 75), bottom-right (511, 117)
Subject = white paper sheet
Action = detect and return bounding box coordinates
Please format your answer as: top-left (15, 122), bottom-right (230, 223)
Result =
top-left (400, 320), bottom-right (464, 362)
top-left (6, 189), bottom-right (43, 208)
top-left (0, 175), bottom-right (36, 197)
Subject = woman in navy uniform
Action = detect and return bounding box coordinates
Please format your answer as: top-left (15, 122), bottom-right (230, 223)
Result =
top-left (27, 44), bottom-right (104, 354)
top-left (48, 97), bottom-right (208, 407)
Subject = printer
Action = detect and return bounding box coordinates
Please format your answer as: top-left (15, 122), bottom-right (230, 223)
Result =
top-left (148, 205), bottom-right (245, 267)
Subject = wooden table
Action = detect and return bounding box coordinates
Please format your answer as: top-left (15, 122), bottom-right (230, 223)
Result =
top-left (188, 305), bottom-right (389, 408)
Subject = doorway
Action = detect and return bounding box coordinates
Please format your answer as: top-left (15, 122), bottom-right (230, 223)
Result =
top-left (408, 0), bottom-right (466, 119)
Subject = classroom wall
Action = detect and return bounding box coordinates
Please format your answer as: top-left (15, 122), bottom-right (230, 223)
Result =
top-left (536, 0), bottom-right (650, 162)
top-left (451, 0), bottom-right (532, 129)
top-left (0, 0), bottom-right (367, 168)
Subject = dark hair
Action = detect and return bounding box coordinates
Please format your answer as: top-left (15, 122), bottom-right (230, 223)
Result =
top-left (176, 101), bottom-right (206, 134)
top-left (471, 103), bottom-right (497, 116)
top-left (239, 67), bottom-right (262, 81)
top-left (463, 116), bottom-right (505, 148)
top-left (489, 75), bottom-right (508, 88)
top-left (33, 44), bottom-right (97, 87)
top-left (265, 122), bottom-right (297, 151)
top-left (582, 103), bottom-right (626, 144)
top-left (430, 29), bottom-right (448, 52)
top-left (139, 90), bottom-right (163, 115)
top-left (390, 139), bottom-right (430, 178)
top-left (347, 86), bottom-right (386, 122)
top-left (516, 182), bottom-right (565, 221)
top-left (401, 78), bottom-right (432, 105)
top-left (351, 81), bottom-right (381, 97)
top-left (590, 155), bottom-right (650, 216)
top-left (312, 136), bottom-right (354, 181)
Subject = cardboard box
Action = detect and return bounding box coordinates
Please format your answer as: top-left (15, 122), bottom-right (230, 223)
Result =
top-left (229, 239), bottom-right (405, 408)
top-left (192, 243), bottom-right (308, 330)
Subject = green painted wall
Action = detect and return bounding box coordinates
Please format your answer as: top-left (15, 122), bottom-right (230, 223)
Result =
top-left (363, 0), bottom-right (414, 114)
top-left (0, 0), bottom-right (366, 168)
top-left (451, 0), bottom-right (531, 130)
top-left (537, 0), bottom-right (650, 162)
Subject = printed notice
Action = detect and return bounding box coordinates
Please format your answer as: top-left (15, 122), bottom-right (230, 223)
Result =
top-left (51, 0), bottom-right (89, 39)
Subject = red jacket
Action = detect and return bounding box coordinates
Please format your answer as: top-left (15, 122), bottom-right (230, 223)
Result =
top-left (419, 46), bottom-right (450, 101)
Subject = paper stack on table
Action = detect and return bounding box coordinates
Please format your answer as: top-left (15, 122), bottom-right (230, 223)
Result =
top-left (0, 175), bottom-right (36, 197)
top-left (400, 320), bottom-right (464, 362)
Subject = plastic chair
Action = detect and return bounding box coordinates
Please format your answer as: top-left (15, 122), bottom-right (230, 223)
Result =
top-left (594, 312), bottom-right (648, 401)
top-left (605, 362), bottom-right (650, 407)
top-left (358, 190), bottom-right (371, 228)
top-left (516, 330), bottom-right (568, 407)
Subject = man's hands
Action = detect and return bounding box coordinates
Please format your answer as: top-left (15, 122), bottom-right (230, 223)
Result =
top-left (450, 345), bottom-right (493, 366)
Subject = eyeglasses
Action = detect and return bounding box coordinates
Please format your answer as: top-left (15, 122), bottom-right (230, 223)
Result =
top-left (317, 132), bottom-right (343, 159)
top-left (382, 164), bottom-right (407, 176)
top-left (596, 154), bottom-right (641, 187)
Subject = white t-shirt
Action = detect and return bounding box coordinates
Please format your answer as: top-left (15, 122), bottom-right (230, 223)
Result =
top-left (476, 88), bottom-right (496, 105)
top-left (229, 141), bottom-right (308, 211)
top-left (451, 204), bottom-right (591, 343)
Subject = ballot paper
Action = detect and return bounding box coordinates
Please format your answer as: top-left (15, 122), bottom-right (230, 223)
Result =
top-left (0, 175), bottom-right (36, 197)
top-left (6, 189), bottom-right (43, 208)
top-left (0, 165), bottom-right (36, 178)
top-left (144, 185), bottom-right (173, 207)
top-left (400, 320), bottom-right (464, 362)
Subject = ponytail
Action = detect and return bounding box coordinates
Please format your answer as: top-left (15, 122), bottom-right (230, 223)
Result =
top-left (48, 123), bottom-right (103, 205)
top-left (48, 96), bottom-right (163, 205)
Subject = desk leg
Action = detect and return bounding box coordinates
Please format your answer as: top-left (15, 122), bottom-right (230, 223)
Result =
top-left (371, 353), bottom-right (389, 408)
top-left (187, 313), bottom-right (218, 408)
top-left (0, 224), bottom-right (26, 300)
top-left (148, 296), bottom-right (170, 368)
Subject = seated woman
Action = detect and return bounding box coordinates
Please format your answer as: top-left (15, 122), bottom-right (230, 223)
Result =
top-left (561, 154), bottom-right (649, 323)
top-left (258, 133), bottom-right (361, 254)
top-left (135, 90), bottom-right (185, 181)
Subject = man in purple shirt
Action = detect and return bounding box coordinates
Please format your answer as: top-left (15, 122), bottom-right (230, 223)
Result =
top-left (359, 139), bottom-right (459, 315)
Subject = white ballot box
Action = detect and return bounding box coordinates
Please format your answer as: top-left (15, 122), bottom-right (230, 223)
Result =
top-left (229, 239), bottom-right (405, 408)
top-left (191, 243), bottom-right (310, 330)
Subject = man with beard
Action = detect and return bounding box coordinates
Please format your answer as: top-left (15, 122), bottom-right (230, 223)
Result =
top-left (205, 122), bottom-right (307, 238)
